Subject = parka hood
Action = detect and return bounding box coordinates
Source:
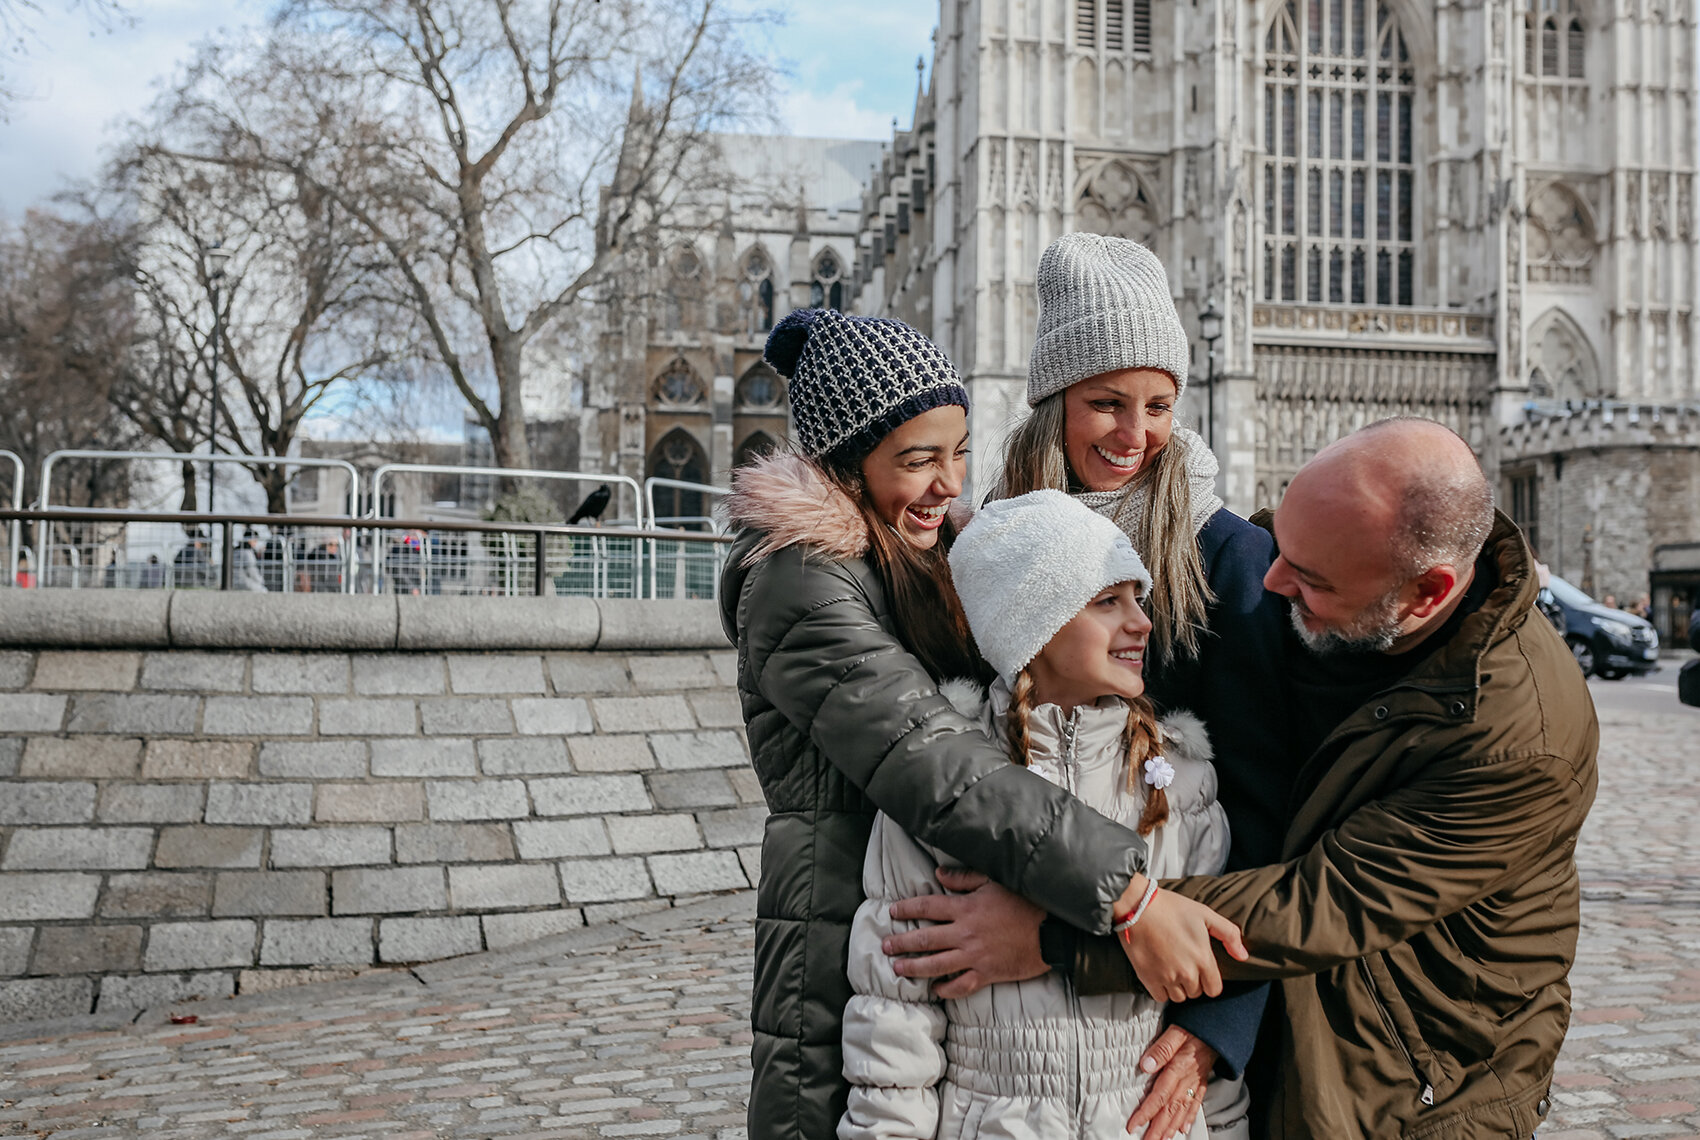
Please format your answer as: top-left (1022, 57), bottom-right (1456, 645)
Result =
top-left (722, 453), bottom-right (871, 566)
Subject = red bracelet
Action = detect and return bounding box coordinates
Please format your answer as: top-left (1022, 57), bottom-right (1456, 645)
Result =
top-left (1111, 879), bottom-right (1161, 939)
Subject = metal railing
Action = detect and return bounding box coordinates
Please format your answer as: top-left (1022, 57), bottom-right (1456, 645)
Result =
top-left (643, 477), bottom-right (731, 600)
top-left (37, 450), bottom-right (364, 594)
top-left (0, 508), bottom-right (733, 600)
top-left (1, 450), bottom-right (21, 587)
top-left (367, 465), bottom-right (649, 596)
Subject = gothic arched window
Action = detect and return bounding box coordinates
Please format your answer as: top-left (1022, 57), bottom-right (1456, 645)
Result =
top-left (734, 431), bottom-right (779, 470)
top-left (648, 428), bottom-right (709, 524)
top-left (809, 249), bottom-right (844, 311)
top-left (1262, 0), bottom-right (1416, 307)
top-left (738, 250), bottom-right (775, 337)
top-left (652, 359), bottom-right (706, 407)
top-left (736, 362), bottom-right (785, 411)
top-left (1527, 1), bottom-right (1584, 81)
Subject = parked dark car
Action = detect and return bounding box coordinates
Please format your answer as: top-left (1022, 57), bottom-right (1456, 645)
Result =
top-left (1539, 575), bottom-right (1661, 679)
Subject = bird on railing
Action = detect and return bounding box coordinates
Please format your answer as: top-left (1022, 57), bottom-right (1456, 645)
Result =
top-left (568, 483), bottom-right (613, 525)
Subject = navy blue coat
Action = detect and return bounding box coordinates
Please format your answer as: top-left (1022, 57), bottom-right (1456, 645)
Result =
top-left (1142, 507), bottom-right (1297, 1078)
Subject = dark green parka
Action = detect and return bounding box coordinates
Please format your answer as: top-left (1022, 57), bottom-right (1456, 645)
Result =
top-left (720, 454), bottom-right (1151, 1140)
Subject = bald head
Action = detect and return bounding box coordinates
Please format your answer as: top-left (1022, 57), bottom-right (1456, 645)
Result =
top-left (1294, 417), bottom-right (1495, 579)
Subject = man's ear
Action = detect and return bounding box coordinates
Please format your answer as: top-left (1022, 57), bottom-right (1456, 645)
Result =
top-left (1405, 564), bottom-right (1460, 619)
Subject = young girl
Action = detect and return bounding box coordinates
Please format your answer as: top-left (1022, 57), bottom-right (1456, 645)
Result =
top-left (841, 489), bottom-right (1246, 1140)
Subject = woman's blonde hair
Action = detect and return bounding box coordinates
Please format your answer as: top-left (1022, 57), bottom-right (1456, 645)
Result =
top-left (1004, 668), bottom-right (1169, 836)
top-left (995, 391), bottom-right (1212, 662)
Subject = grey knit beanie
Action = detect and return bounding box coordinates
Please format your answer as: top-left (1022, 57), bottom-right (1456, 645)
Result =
top-left (949, 490), bottom-right (1152, 685)
top-left (1028, 233), bottom-right (1190, 407)
top-left (764, 308), bottom-right (969, 459)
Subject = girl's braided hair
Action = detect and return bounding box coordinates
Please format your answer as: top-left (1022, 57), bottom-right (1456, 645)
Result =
top-left (1004, 666), bottom-right (1170, 836)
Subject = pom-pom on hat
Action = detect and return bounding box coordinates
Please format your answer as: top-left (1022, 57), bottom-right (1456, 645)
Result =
top-left (1027, 232), bottom-right (1190, 407)
top-left (763, 308), bottom-right (969, 459)
top-left (948, 489), bottom-right (1154, 685)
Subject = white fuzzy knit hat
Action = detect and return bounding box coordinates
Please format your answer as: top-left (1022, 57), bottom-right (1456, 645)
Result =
top-left (1028, 232), bottom-right (1190, 407)
top-left (948, 490), bottom-right (1153, 685)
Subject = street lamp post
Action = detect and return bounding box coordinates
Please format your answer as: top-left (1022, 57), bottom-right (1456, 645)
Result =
top-left (1199, 297), bottom-right (1223, 453)
top-left (204, 242), bottom-right (232, 515)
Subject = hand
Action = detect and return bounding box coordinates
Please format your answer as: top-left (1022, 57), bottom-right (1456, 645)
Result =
top-left (1126, 1027), bottom-right (1216, 1137)
top-left (881, 867), bottom-right (1048, 998)
top-left (1120, 888), bottom-right (1247, 1001)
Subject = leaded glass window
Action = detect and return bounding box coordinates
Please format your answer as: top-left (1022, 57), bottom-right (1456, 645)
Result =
top-left (1262, 0), bottom-right (1415, 306)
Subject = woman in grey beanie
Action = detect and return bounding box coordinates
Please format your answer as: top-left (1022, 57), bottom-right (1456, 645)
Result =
top-left (987, 233), bottom-right (1295, 1134)
top-left (718, 307), bottom-right (1243, 1140)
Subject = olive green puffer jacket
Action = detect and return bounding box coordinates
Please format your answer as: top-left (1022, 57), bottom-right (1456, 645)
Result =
top-left (720, 454), bottom-right (1151, 1140)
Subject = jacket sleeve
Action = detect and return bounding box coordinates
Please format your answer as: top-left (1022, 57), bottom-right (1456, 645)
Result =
top-left (1165, 743), bottom-right (1596, 979)
top-left (839, 814), bottom-right (950, 1140)
top-left (1161, 758), bottom-right (1268, 1079)
top-left (739, 544), bottom-right (1147, 934)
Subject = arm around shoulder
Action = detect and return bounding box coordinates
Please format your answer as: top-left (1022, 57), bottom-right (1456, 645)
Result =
top-left (738, 544), bottom-right (1147, 935)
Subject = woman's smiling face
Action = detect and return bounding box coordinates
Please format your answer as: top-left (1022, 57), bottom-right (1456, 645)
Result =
top-left (859, 405), bottom-right (969, 550)
top-left (1062, 368), bottom-right (1179, 492)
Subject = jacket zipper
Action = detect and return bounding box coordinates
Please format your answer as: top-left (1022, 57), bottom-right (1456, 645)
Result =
top-left (1063, 708), bottom-right (1085, 1138)
top-left (1357, 959), bottom-right (1435, 1106)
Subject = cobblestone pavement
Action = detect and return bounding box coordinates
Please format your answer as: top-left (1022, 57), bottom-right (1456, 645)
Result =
top-left (3, 694), bottom-right (1698, 1139)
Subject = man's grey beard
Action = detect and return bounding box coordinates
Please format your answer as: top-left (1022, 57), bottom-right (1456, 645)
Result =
top-left (1288, 589), bottom-right (1405, 655)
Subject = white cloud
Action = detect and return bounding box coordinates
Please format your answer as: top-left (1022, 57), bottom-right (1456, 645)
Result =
top-left (0, 0), bottom-right (264, 214)
top-left (781, 81), bottom-right (904, 141)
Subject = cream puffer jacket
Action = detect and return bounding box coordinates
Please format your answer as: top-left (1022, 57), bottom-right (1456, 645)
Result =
top-left (839, 682), bottom-right (1249, 1140)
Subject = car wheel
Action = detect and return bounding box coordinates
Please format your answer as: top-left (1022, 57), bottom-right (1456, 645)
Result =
top-left (1597, 668), bottom-right (1626, 681)
top-left (1569, 637), bottom-right (1595, 678)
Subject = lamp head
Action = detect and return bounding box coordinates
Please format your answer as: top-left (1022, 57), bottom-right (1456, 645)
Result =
top-left (1199, 296), bottom-right (1223, 344)
top-left (205, 242), bottom-right (232, 280)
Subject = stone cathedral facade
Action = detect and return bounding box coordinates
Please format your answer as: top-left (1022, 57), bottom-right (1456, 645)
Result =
top-left (587, 0), bottom-right (1700, 643)
top-left (842, 0), bottom-right (1700, 643)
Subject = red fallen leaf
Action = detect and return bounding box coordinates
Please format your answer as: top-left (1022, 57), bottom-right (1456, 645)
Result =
top-left (169, 1014), bottom-right (199, 1025)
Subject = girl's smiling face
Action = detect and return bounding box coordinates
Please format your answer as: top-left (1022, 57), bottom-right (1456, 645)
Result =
top-left (859, 405), bottom-right (969, 550)
top-left (1062, 369), bottom-right (1179, 492)
top-left (1027, 579), bottom-right (1153, 710)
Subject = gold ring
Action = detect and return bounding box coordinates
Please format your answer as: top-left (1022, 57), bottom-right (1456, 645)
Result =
top-left (1185, 1088), bottom-right (1196, 1100)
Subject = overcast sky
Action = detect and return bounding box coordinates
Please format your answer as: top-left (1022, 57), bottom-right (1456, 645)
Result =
top-left (0, 1), bottom-right (937, 216)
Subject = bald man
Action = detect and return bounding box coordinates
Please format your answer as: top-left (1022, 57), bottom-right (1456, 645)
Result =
top-left (1150, 417), bottom-right (1598, 1139)
top-left (883, 418), bottom-right (1598, 1140)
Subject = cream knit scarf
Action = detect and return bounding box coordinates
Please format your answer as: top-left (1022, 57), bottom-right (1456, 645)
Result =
top-left (1074, 428), bottom-right (1223, 539)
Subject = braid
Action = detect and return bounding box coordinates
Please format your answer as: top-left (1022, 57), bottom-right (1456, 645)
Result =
top-left (1004, 667), bottom-right (1036, 767)
top-left (1122, 697), bottom-right (1169, 837)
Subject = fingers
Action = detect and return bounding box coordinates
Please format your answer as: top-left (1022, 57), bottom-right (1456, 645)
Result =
top-left (888, 893), bottom-right (963, 924)
top-left (1138, 1025), bottom-right (1188, 1075)
top-left (1199, 954), bottom-right (1225, 998)
top-left (889, 949), bottom-right (969, 980)
top-left (1126, 1067), bottom-right (1188, 1135)
top-left (931, 969), bottom-right (987, 1000)
top-left (934, 867), bottom-right (988, 891)
top-left (1208, 913), bottom-right (1249, 962)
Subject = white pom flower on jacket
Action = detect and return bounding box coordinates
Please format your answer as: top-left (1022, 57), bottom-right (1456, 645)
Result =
top-left (1142, 755), bottom-right (1176, 790)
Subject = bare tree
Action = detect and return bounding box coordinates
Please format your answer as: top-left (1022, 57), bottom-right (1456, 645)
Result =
top-left (105, 139), bottom-right (410, 512)
top-left (0, 0), bottom-right (127, 114)
top-left (153, 0), bottom-right (774, 471)
top-left (0, 209), bottom-right (141, 506)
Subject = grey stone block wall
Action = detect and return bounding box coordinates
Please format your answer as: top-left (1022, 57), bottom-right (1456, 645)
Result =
top-left (0, 646), bottom-right (762, 1023)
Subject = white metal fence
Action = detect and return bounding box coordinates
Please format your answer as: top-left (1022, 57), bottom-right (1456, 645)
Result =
top-left (3, 452), bottom-right (740, 599)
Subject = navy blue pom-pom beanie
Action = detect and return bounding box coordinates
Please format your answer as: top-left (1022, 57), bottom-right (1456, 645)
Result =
top-left (763, 308), bottom-right (969, 459)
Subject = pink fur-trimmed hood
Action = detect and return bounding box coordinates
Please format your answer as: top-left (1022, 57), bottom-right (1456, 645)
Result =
top-left (722, 452), bottom-right (973, 567)
top-left (723, 454), bottom-right (871, 566)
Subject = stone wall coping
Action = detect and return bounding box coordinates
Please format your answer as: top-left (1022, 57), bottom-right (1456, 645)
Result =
top-left (0, 591), bottom-right (730, 651)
